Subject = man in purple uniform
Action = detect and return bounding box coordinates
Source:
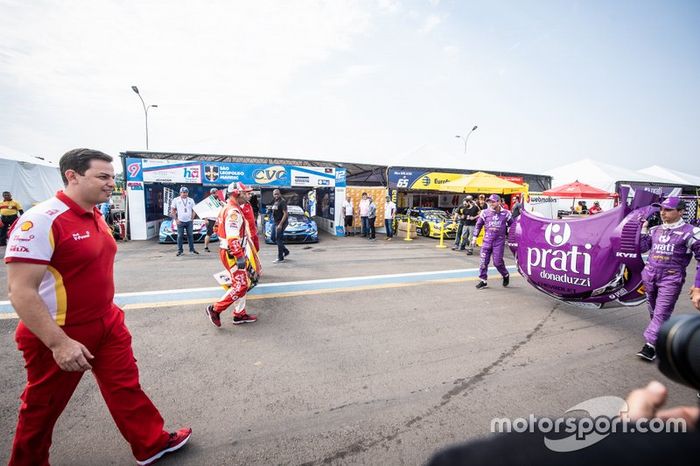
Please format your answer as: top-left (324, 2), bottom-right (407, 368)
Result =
top-left (472, 194), bottom-right (513, 290)
top-left (636, 197), bottom-right (700, 361)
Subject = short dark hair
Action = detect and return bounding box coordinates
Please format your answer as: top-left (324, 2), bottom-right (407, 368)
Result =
top-left (59, 149), bottom-right (113, 185)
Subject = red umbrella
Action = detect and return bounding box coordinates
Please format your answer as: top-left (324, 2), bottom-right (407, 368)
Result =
top-left (542, 180), bottom-right (614, 199)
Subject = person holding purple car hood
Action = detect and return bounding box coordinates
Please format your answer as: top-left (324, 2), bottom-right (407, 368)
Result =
top-left (472, 194), bottom-right (513, 290)
top-left (636, 197), bottom-right (700, 361)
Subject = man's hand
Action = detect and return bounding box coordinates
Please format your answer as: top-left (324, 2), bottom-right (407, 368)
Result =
top-left (689, 287), bottom-right (700, 311)
top-left (622, 380), bottom-right (698, 429)
top-left (50, 337), bottom-right (94, 372)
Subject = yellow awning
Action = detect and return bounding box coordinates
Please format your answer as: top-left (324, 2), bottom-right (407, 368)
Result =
top-left (435, 171), bottom-right (524, 194)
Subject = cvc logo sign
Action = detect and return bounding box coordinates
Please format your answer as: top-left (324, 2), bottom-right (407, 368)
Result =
top-left (544, 223), bottom-right (571, 247)
top-left (253, 165), bottom-right (287, 184)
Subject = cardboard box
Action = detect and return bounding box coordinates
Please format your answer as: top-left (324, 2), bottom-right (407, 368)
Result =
top-left (396, 221), bottom-right (418, 239)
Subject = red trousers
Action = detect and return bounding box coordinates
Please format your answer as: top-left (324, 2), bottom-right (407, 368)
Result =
top-left (10, 305), bottom-right (169, 465)
top-left (213, 248), bottom-right (249, 316)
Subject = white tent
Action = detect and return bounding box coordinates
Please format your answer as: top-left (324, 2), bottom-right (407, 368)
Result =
top-left (541, 158), bottom-right (680, 215)
top-left (637, 165), bottom-right (700, 188)
top-left (0, 146), bottom-right (63, 210)
top-left (544, 158), bottom-right (676, 193)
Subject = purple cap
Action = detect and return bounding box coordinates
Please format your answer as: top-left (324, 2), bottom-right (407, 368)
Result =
top-left (653, 196), bottom-right (686, 210)
top-left (487, 194), bottom-right (501, 203)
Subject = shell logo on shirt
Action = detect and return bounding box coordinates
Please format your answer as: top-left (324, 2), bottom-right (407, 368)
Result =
top-left (20, 221), bottom-right (34, 232)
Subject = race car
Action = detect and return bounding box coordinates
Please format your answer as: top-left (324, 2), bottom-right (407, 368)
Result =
top-left (159, 218), bottom-right (217, 244)
top-left (264, 205), bottom-right (319, 244)
top-left (395, 207), bottom-right (459, 238)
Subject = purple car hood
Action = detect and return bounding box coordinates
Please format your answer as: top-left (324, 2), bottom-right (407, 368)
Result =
top-left (508, 203), bottom-right (656, 309)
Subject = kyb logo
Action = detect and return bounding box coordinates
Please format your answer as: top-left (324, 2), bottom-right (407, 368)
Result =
top-left (253, 165), bottom-right (287, 184)
top-left (544, 223), bottom-right (571, 247)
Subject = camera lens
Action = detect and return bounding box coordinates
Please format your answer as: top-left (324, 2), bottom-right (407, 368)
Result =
top-left (656, 314), bottom-right (700, 390)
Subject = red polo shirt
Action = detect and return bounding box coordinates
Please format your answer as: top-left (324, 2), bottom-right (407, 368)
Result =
top-left (4, 191), bottom-right (117, 326)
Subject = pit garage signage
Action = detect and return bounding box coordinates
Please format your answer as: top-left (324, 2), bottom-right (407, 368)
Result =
top-left (388, 168), bottom-right (464, 190)
top-left (201, 162), bottom-right (341, 187)
top-left (125, 158), bottom-right (202, 184)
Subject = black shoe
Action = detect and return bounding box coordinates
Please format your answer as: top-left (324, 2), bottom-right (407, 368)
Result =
top-left (176, 251), bottom-right (183, 256)
top-left (204, 247), bottom-right (210, 252)
top-left (475, 280), bottom-right (488, 290)
top-left (283, 250), bottom-right (289, 257)
top-left (191, 250), bottom-right (199, 255)
top-left (205, 305), bottom-right (221, 328)
top-left (502, 274), bottom-right (510, 287)
top-left (273, 258), bottom-right (285, 263)
top-left (636, 343), bottom-right (655, 361)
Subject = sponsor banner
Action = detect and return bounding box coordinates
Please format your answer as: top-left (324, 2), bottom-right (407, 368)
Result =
top-left (139, 159), bottom-right (202, 183)
top-left (290, 166), bottom-right (336, 187)
top-left (201, 162), bottom-right (337, 187)
top-left (388, 168), bottom-right (463, 190)
top-left (336, 168), bottom-right (347, 187)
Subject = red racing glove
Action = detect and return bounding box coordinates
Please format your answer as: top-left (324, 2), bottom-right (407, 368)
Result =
top-left (228, 238), bottom-right (244, 258)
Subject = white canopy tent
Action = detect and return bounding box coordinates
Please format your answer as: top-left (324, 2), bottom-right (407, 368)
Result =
top-left (544, 158), bottom-right (676, 193)
top-left (0, 146), bottom-right (63, 210)
top-left (638, 165), bottom-right (700, 188)
top-left (540, 158), bottom-right (681, 215)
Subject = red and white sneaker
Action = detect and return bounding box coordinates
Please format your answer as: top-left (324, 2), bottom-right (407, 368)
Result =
top-left (136, 427), bottom-right (192, 465)
top-left (233, 313), bottom-right (257, 325)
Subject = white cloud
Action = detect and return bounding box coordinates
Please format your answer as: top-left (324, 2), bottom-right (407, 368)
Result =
top-left (419, 14), bottom-right (441, 34)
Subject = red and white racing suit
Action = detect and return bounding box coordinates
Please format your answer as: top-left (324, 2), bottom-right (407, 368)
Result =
top-left (213, 199), bottom-right (250, 317)
top-left (241, 202), bottom-right (259, 251)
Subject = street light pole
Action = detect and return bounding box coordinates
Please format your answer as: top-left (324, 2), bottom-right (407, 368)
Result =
top-left (456, 125), bottom-right (478, 154)
top-left (131, 86), bottom-right (158, 150)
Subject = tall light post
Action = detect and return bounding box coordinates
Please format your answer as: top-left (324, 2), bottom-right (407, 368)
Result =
top-left (456, 125), bottom-right (478, 154)
top-left (131, 85), bottom-right (158, 150)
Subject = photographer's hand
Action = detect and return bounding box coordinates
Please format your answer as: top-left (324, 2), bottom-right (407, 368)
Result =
top-left (623, 381), bottom-right (698, 429)
top-left (689, 287), bottom-right (700, 311)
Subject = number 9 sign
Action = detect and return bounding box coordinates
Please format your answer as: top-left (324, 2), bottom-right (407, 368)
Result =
top-left (126, 162), bottom-right (142, 180)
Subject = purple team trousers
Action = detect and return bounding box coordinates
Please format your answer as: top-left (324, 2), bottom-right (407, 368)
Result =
top-left (479, 235), bottom-right (509, 281)
top-left (642, 266), bottom-right (685, 345)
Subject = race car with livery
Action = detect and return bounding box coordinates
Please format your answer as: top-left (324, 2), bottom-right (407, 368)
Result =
top-left (264, 205), bottom-right (319, 244)
top-left (395, 207), bottom-right (459, 238)
top-left (159, 218), bottom-right (216, 244)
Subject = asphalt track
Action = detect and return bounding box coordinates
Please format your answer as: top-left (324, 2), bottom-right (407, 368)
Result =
top-left (0, 232), bottom-right (697, 465)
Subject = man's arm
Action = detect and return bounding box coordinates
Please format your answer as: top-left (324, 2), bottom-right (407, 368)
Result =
top-left (688, 227), bottom-right (700, 310)
top-left (7, 262), bottom-right (94, 371)
top-left (278, 203), bottom-right (288, 229)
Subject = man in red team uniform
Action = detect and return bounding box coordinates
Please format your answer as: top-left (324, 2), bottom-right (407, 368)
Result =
top-left (4, 149), bottom-right (191, 466)
top-left (205, 182), bottom-right (259, 327)
top-left (240, 186), bottom-right (260, 251)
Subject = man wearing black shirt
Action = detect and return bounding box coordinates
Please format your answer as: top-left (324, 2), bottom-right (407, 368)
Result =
top-left (458, 196), bottom-right (480, 254)
top-left (271, 189), bottom-right (290, 263)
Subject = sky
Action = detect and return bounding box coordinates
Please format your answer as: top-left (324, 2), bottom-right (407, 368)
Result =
top-left (0, 0), bottom-right (698, 175)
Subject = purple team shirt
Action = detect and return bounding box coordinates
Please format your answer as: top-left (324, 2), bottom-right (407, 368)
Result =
top-left (640, 220), bottom-right (700, 287)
